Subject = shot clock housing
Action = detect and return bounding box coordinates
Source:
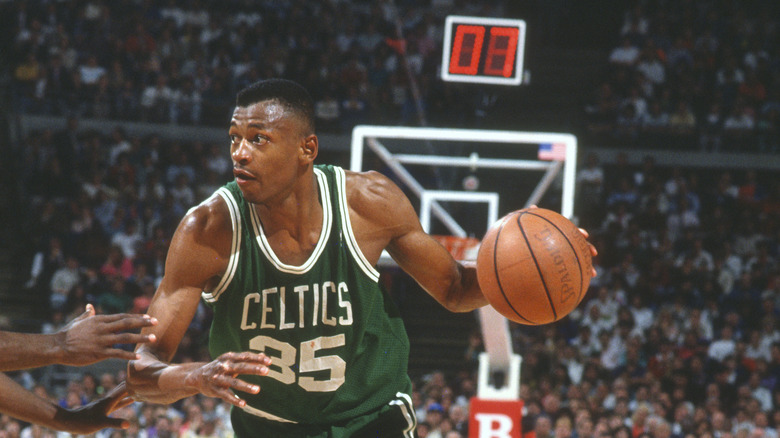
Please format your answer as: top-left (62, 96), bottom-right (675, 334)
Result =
top-left (441, 15), bottom-right (527, 86)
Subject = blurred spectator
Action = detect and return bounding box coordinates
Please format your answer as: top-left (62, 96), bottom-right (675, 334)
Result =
top-left (635, 46), bottom-right (665, 86)
top-left (169, 173), bottom-right (196, 211)
top-left (111, 220), bottom-right (144, 261)
top-left (141, 75), bottom-right (174, 123)
top-left (170, 77), bottom-right (202, 125)
top-left (613, 103), bottom-right (642, 143)
top-left (699, 103), bottom-right (724, 152)
top-left (340, 86), bottom-right (370, 132)
top-left (13, 52), bottom-right (41, 112)
top-left (39, 53), bottom-right (70, 115)
top-left (585, 83), bottom-right (621, 135)
top-left (641, 100), bottom-right (670, 134)
top-left (24, 236), bottom-right (65, 295)
top-left (708, 326), bottom-right (737, 362)
top-left (667, 101), bottom-right (696, 135)
top-left (609, 37), bottom-right (641, 67)
top-left (722, 102), bottom-right (757, 151)
top-left (115, 80), bottom-right (141, 120)
top-left (532, 415), bottom-right (554, 438)
top-left (314, 89), bottom-right (342, 133)
top-left (99, 245), bottom-right (134, 281)
top-left (166, 149), bottom-right (196, 185)
top-left (108, 127), bottom-right (131, 167)
top-left (97, 276), bottom-right (133, 315)
top-left (202, 143), bottom-right (231, 180)
top-left (48, 255), bottom-right (81, 312)
top-left (425, 402), bottom-right (445, 438)
top-left (78, 55), bottom-right (106, 94)
top-left (576, 153), bottom-right (605, 228)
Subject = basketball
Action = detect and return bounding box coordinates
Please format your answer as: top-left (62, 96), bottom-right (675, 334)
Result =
top-left (476, 208), bottom-right (593, 325)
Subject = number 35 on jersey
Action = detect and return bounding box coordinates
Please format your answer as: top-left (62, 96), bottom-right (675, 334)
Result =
top-left (441, 15), bottom-right (527, 86)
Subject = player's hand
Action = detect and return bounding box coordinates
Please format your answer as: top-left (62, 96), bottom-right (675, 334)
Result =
top-left (53, 382), bottom-right (135, 434)
top-left (528, 205), bottom-right (598, 278)
top-left (577, 227), bottom-right (599, 278)
top-left (56, 304), bottom-right (158, 366)
top-left (183, 352), bottom-right (272, 407)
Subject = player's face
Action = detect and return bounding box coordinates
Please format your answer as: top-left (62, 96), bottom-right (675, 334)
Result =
top-left (229, 100), bottom-right (308, 204)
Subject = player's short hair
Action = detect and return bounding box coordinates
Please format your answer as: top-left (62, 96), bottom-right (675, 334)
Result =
top-left (236, 78), bottom-right (315, 134)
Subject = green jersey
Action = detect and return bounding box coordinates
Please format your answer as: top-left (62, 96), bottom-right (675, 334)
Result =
top-left (202, 165), bottom-right (414, 429)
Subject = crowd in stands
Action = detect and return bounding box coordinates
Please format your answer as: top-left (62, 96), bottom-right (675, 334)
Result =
top-left (7, 0), bottom-right (780, 151)
top-left (5, 0), bottom-right (506, 133)
top-left (584, 0), bottom-right (780, 153)
top-left (2, 1), bottom-right (780, 438)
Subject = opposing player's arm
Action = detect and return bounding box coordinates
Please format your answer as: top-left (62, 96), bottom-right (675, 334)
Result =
top-left (127, 197), bottom-right (270, 406)
top-left (0, 373), bottom-right (133, 434)
top-left (0, 305), bottom-right (156, 372)
top-left (348, 171), bottom-right (489, 312)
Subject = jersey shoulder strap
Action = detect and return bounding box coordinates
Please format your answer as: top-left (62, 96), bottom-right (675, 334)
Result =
top-left (329, 165), bottom-right (380, 282)
top-left (201, 184), bottom-right (242, 303)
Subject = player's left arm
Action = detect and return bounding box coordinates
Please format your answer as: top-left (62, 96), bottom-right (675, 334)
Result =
top-left (348, 171), bottom-right (597, 313)
top-left (348, 171), bottom-right (488, 312)
top-left (392, 227), bottom-right (488, 313)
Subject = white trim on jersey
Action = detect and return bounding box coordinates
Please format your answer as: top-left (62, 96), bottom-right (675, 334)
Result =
top-left (241, 404), bottom-right (298, 424)
top-left (249, 168), bottom-right (333, 275)
top-left (201, 188), bottom-right (241, 303)
top-left (334, 167), bottom-right (381, 283)
top-left (390, 391), bottom-right (418, 437)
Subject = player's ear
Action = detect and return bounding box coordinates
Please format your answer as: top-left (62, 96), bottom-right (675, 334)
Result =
top-left (300, 134), bottom-right (318, 164)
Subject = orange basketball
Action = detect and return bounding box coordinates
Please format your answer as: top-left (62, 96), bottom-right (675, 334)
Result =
top-left (476, 208), bottom-right (593, 325)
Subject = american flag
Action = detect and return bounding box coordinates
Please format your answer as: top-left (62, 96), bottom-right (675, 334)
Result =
top-left (537, 142), bottom-right (567, 161)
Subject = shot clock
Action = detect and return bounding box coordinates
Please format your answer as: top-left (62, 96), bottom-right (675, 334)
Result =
top-left (441, 16), bottom-right (527, 85)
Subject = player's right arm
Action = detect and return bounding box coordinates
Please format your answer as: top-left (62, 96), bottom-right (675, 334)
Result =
top-left (126, 196), bottom-right (271, 406)
top-left (0, 304), bottom-right (156, 371)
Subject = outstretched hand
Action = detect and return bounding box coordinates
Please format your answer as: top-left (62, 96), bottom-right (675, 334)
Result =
top-left (183, 352), bottom-right (272, 407)
top-left (53, 382), bottom-right (135, 434)
top-left (56, 304), bottom-right (158, 366)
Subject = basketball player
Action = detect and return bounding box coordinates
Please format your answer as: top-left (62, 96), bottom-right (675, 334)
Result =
top-left (126, 79), bottom-right (597, 437)
top-left (1, 304), bottom-right (157, 433)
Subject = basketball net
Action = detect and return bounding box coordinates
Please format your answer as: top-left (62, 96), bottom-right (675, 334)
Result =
top-left (350, 125), bottom-right (578, 402)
